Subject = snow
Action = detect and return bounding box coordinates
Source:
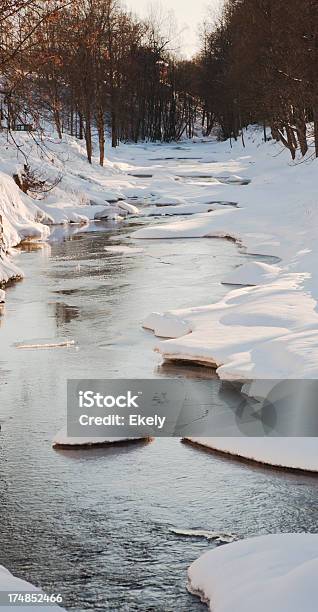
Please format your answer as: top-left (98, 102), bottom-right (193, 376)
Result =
top-left (0, 249), bottom-right (23, 285)
top-left (0, 289), bottom-right (4, 302)
top-left (222, 261), bottom-right (280, 286)
top-left (133, 128), bottom-right (318, 381)
top-left (188, 533), bottom-right (318, 612)
top-left (0, 127), bottom-right (142, 283)
top-left (0, 171), bottom-right (49, 283)
top-left (94, 205), bottom-right (126, 220)
top-left (143, 312), bottom-right (192, 338)
top-left (52, 428), bottom-right (150, 448)
top-left (117, 200), bottom-right (140, 215)
top-left (3, 125), bottom-right (318, 382)
top-left (0, 564), bottom-right (64, 610)
top-left (184, 438), bottom-right (318, 472)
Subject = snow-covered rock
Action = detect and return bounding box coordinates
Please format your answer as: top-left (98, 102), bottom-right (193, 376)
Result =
top-left (184, 438), bottom-right (318, 472)
top-left (188, 533), bottom-right (318, 612)
top-left (0, 564), bottom-right (65, 610)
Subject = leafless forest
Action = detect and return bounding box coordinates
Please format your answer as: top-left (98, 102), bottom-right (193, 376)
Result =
top-left (1, 0), bottom-right (318, 164)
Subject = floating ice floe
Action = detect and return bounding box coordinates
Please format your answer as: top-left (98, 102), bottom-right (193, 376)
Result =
top-left (188, 533), bottom-right (318, 612)
top-left (170, 528), bottom-right (238, 544)
top-left (16, 340), bottom-right (75, 350)
top-left (52, 428), bottom-right (151, 449)
top-left (142, 312), bottom-right (192, 338)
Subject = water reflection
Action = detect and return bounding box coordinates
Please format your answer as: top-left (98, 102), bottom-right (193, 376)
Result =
top-left (52, 303), bottom-right (80, 326)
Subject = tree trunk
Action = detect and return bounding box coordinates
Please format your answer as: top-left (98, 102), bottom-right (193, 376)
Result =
top-left (294, 110), bottom-right (308, 157)
top-left (111, 108), bottom-right (117, 148)
top-left (313, 107), bottom-right (318, 158)
top-left (84, 113), bottom-right (92, 164)
top-left (96, 109), bottom-right (105, 167)
top-left (53, 108), bottom-right (62, 139)
top-left (78, 111), bottom-right (84, 140)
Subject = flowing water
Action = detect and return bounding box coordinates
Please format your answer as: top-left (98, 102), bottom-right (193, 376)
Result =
top-left (0, 218), bottom-right (317, 611)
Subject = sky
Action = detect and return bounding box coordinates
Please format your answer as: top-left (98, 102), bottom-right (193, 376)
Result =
top-left (125, 0), bottom-right (222, 58)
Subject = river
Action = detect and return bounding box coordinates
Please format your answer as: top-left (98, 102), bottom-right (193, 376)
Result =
top-left (0, 216), bottom-right (317, 611)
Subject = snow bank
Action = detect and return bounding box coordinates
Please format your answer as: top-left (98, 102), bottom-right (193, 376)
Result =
top-left (52, 428), bottom-right (151, 448)
top-left (0, 171), bottom-right (49, 250)
top-left (134, 129), bottom-right (318, 380)
top-left (0, 171), bottom-right (50, 283)
top-left (188, 533), bottom-right (318, 612)
top-left (0, 564), bottom-right (64, 610)
top-left (142, 272), bottom-right (318, 378)
top-left (0, 127), bottom-right (142, 282)
top-left (184, 438), bottom-right (318, 472)
top-left (222, 261), bottom-right (280, 286)
top-left (0, 250), bottom-right (23, 285)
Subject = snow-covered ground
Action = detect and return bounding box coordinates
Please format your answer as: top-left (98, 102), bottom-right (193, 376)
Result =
top-left (188, 533), bottom-right (318, 612)
top-left (0, 564), bottom-right (64, 610)
top-left (132, 129), bottom-right (318, 381)
top-left (0, 128), bottom-right (145, 286)
top-left (183, 438), bottom-right (318, 472)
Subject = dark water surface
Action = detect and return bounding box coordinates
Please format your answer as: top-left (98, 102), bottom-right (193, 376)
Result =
top-left (0, 220), bottom-right (317, 611)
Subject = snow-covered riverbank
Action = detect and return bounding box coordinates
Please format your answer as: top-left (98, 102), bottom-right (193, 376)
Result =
top-left (188, 533), bottom-right (318, 612)
top-left (0, 128), bottom-right (143, 286)
top-left (133, 129), bottom-right (318, 381)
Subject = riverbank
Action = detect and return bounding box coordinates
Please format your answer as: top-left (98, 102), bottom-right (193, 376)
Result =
top-left (132, 128), bottom-right (318, 383)
top-left (0, 125), bottom-right (262, 287)
top-left (188, 533), bottom-right (318, 612)
top-left (0, 128), bottom-right (140, 287)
